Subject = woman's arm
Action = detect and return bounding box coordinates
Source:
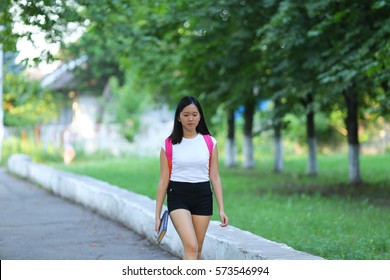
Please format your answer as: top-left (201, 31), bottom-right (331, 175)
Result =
top-left (209, 145), bottom-right (228, 227)
top-left (155, 148), bottom-right (170, 232)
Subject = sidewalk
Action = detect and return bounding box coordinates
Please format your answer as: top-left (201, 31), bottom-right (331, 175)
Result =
top-left (0, 168), bottom-right (177, 260)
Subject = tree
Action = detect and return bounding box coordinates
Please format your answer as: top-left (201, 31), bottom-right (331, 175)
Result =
top-left (243, 95), bottom-right (256, 168)
top-left (308, 0), bottom-right (390, 184)
top-left (256, 0), bottom-right (324, 176)
top-left (1, 0), bottom-right (81, 62)
top-left (256, 0), bottom-right (389, 184)
top-left (2, 0), bottom-right (388, 181)
top-left (110, 69), bottom-right (151, 142)
top-left (3, 72), bottom-right (59, 127)
top-left (167, 0), bottom-right (275, 168)
top-left (225, 108), bottom-right (237, 167)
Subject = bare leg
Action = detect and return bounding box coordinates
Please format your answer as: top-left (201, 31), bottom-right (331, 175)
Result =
top-left (192, 215), bottom-right (211, 260)
top-left (63, 147), bottom-right (75, 164)
top-left (169, 209), bottom-right (198, 260)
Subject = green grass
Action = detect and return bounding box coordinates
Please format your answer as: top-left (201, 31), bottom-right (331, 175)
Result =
top-left (51, 153), bottom-right (390, 260)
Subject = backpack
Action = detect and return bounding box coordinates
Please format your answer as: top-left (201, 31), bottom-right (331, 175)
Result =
top-left (165, 134), bottom-right (214, 178)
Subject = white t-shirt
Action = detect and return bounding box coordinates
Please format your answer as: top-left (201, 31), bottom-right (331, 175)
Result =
top-left (162, 134), bottom-right (217, 183)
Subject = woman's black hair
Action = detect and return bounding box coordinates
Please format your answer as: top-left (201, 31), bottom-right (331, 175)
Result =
top-left (169, 96), bottom-right (211, 144)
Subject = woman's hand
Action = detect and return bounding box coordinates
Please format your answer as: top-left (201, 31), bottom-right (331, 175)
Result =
top-left (155, 216), bottom-right (161, 232)
top-left (219, 211), bottom-right (228, 227)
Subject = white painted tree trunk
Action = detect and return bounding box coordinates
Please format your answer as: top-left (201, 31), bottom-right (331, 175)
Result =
top-left (349, 143), bottom-right (362, 184)
top-left (307, 137), bottom-right (318, 176)
top-left (273, 136), bottom-right (283, 172)
top-left (243, 135), bottom-right (254, 168)
top-left (224, 138), bottom-right (237, 167)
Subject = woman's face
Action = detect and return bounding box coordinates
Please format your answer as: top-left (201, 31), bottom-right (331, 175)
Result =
top-left (179, 104), bottom-right (201, 134)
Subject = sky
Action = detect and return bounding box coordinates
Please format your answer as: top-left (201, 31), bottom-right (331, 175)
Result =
top-left (16, 35), bottom-right (61, 75)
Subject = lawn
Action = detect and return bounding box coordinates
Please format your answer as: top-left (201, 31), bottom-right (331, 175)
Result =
top-left (53, 153), bottom-right (390, 260)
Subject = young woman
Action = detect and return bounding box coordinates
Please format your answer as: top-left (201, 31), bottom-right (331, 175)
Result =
top-left (155, 96), bottom-right (228, 260)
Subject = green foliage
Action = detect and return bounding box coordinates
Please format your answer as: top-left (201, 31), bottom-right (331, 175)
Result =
top-left (172, 0), bottom-right (272, 109)
top-left (1, 136), bottom-right (63, 165)
top-left (3, 72), bottom-right (59, 127)
top-left (0, 0), bottom-right (81, 61)
top-left (3, 0), bottom-right (388, 116)
top-left (283, 112), bottom-right (345, 148)
top-left (0, 133), bottom-right (116, 166)
top-left (0, 1), bottom-right (18, 51)
top-left (2, 0), bottom-right (389, 183)
top-left (110, 69), bottom-right (152, 142)
top-left (59, 21), bottom-right (125, 95)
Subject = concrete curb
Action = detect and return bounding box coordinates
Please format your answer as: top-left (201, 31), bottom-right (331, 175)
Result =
top-left (7, 154), bottom-right (323, 260)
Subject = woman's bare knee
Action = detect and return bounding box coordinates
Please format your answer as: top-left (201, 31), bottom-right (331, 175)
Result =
top-left (183, 241), bottom-right (198, 259)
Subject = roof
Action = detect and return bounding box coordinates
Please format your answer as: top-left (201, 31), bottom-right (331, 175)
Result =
top-left (40, 55), bottom-right (88, 90)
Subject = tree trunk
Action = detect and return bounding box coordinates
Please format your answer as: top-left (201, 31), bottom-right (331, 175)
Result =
top-left (243, 99), bottom-right (255, 169)
top-left (343, 84), bottom-right (362, 184)
top-left (304, 93), bottom-right (318, 176)
top-left (273, 122), bottom-right (283, 173)
top-left (225, 109), bottom-right (237, 167)
top-left (96, 79), bottom-right (111, 125)
top-left (348, 143), bottom-right (361, 184)
top-left (273, 98), bottom-right (283, 173)
top-left (307, 137), bottom-right (317, 176)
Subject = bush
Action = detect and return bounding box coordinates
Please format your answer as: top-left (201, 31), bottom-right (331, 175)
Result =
top-left (1, 136), bottom-right (63, 165)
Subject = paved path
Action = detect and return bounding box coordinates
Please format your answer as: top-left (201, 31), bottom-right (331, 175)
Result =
top-left (0, 168), bottom-right (176, 260)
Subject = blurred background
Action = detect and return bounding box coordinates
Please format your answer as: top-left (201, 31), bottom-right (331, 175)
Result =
top-left (0, 0), bottom-right (389, 259)
top-left (1, 1), bottom-right (389, 171)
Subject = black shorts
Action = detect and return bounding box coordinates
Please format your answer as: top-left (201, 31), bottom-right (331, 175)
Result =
top-left (167, 181), bottom-right (213, 216)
